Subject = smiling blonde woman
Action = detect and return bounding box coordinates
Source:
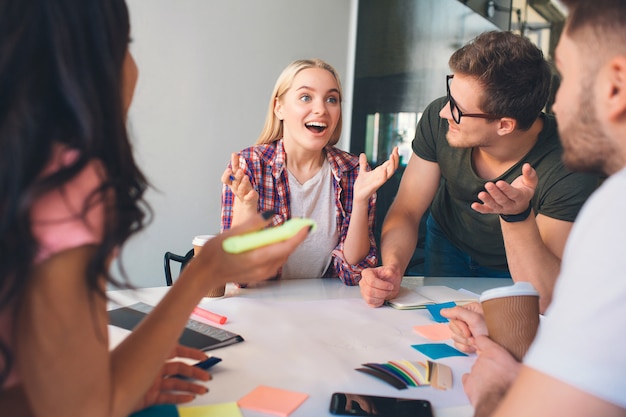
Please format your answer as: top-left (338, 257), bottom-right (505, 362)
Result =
top-left (221, 59), bottom-right (399, 284)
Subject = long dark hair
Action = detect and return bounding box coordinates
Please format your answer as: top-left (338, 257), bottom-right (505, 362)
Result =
top-left (0, 0), bottom-right (149, 385)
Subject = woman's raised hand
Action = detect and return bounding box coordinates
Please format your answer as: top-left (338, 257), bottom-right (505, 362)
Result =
top-left (353, 146), bottom-right (399, 203)
top-left (221, 153), bottom-right (259, 208)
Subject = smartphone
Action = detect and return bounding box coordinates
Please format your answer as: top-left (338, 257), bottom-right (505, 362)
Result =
top-left (329, 392), bottom-right (433, 417)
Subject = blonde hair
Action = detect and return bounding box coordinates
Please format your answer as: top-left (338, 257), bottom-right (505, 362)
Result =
top-left (256, 58), bottom-right (343, 146)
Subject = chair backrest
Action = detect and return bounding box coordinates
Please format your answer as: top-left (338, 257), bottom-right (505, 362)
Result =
top-left (163, 249), bottom-right (194, 286)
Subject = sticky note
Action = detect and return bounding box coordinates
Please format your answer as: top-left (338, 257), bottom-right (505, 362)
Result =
top-left (129, 405), bottom-right (178, 417)
top-left (179, 403), bottom-right (242, 417)
top-left (425, 301), bottom-right (456, 323)
top-left (413, 323), bottom-right (453, 341)
top-left (238, 385), bottom-right (309, 417)
top-left (411, 343), bottom-right (468, 360)
top-left (223, 218), bottom-right (316, 253)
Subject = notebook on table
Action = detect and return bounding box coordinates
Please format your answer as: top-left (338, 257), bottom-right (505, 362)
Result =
top-left (385, 285), bottom-right (478, 310)
top-left (108, 302), bottom-right (243, 351)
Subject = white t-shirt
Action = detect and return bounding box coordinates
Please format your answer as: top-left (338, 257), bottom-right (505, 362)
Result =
top-left (282, 159), bottom-right (338, 279)
top-left (524, 167), bottom-right (626, 408)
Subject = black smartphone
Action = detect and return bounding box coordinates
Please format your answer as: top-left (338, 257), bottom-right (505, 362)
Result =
top-left (329, 392), bottom-right (433, 417)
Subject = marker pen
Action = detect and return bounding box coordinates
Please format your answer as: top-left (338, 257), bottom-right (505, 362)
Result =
top-left (193, 306), bottom-right (228, 325)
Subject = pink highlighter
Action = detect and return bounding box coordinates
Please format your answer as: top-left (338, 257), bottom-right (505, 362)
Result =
top-left (192, 306), bottom-right (228, 325)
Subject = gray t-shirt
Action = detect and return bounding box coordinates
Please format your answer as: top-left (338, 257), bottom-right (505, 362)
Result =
top-left (412, 96), bottom-right (599, 269)
top-left (282, 159), bottom-right (337, 278)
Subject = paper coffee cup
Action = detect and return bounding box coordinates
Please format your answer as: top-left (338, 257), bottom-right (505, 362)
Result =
top-left (192, 235), bottom-right (225, 298)
top-left (480, 282), bottom-right (540, 361)
top-left (193, 235), bottom-right (213, 257)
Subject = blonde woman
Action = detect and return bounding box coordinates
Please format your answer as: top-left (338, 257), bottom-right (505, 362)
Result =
top-left (221, 59), bottom-right (398, 284)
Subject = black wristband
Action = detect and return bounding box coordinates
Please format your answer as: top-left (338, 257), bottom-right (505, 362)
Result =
top-left (500, 203), bottom-right (532, 223)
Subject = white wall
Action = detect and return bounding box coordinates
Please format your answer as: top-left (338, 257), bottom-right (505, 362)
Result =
top-left (117, 0), bottom-right (356, 287)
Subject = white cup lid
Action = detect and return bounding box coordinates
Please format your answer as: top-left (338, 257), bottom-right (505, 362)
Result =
top-left (480, 281), bottom-right (539, 302)
top-left (192, 235), bottom-right (214, 246)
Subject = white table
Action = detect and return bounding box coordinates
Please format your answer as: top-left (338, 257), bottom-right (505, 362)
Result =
top-left (108, 276), bottom-right (512, 417)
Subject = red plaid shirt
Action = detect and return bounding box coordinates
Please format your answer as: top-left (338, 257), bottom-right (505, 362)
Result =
top-left (221, 139), bottom-right (377, 285)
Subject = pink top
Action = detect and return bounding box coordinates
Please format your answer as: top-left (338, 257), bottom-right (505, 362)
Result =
top-left (1, 145), bottom-right (106, 388)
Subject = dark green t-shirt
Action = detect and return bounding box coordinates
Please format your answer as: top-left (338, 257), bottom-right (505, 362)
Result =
top-left (412, 96), bottom-right (599, 270)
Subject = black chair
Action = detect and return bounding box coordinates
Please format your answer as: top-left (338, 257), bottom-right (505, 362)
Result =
top-left (163, 249), bottom-right (194, 286)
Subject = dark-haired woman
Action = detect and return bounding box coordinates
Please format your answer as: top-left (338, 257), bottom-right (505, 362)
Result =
top-left (0, 1), bottom-right (308, 415)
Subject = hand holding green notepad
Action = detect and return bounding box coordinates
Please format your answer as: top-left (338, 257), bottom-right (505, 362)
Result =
top-left (223, 218), bottom-right (316, 253)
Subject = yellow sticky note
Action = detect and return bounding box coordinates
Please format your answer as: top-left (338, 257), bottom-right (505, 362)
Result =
top-left (238, 385), bottom-right (308, 417)
top-left (178, 402), bottom-right (242, 417)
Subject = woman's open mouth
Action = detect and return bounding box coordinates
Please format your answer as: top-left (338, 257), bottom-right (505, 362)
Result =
top-left (305, 121), bottom-right (327, 134)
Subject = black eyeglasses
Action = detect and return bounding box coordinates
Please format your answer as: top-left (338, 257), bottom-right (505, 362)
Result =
top-left (446, 75), bottom-right (503, 124)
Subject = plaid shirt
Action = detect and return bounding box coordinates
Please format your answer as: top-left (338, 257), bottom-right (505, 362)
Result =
top-left (221, 139), bottom-right (377, 285)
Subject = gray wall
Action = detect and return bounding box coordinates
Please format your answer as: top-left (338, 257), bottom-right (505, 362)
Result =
top-left (118, 0), bottom-right (356, 287)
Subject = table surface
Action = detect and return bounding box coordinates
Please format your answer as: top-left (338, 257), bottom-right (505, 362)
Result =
top-left (108, 276), bottom-right (513, 417)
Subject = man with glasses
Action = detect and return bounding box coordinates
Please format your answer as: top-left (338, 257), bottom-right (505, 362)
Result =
top-left (359, 31), bottom-right (598, 313)
top-left (443, 2), bottom-right (626, 416)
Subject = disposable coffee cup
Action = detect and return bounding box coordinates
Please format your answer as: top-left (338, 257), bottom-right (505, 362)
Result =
top-left (192, 235), bottom-right (225, 297)
top-left (480, 282), bottom-right (540, 361)
top-left (193, 235), bottom-right (213, 257)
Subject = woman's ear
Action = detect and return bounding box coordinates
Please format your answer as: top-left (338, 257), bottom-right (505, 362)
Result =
top-left (605, 56), bottom-right (626, 122)
top-left (273, 97), bottom-right (283, 121)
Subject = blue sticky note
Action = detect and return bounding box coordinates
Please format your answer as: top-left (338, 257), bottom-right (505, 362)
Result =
top-left (130, 405), bottom-right (179, 417)
top-left (412, 343), bottom-right (468, 360)
top-left (425, 301), bottom-right (456, 323)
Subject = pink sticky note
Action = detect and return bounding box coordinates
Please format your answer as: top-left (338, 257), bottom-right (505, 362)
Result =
top-left (413, 323), bottom-right (453, 341)
top-left (237, 385), bottom-right (308, 417)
